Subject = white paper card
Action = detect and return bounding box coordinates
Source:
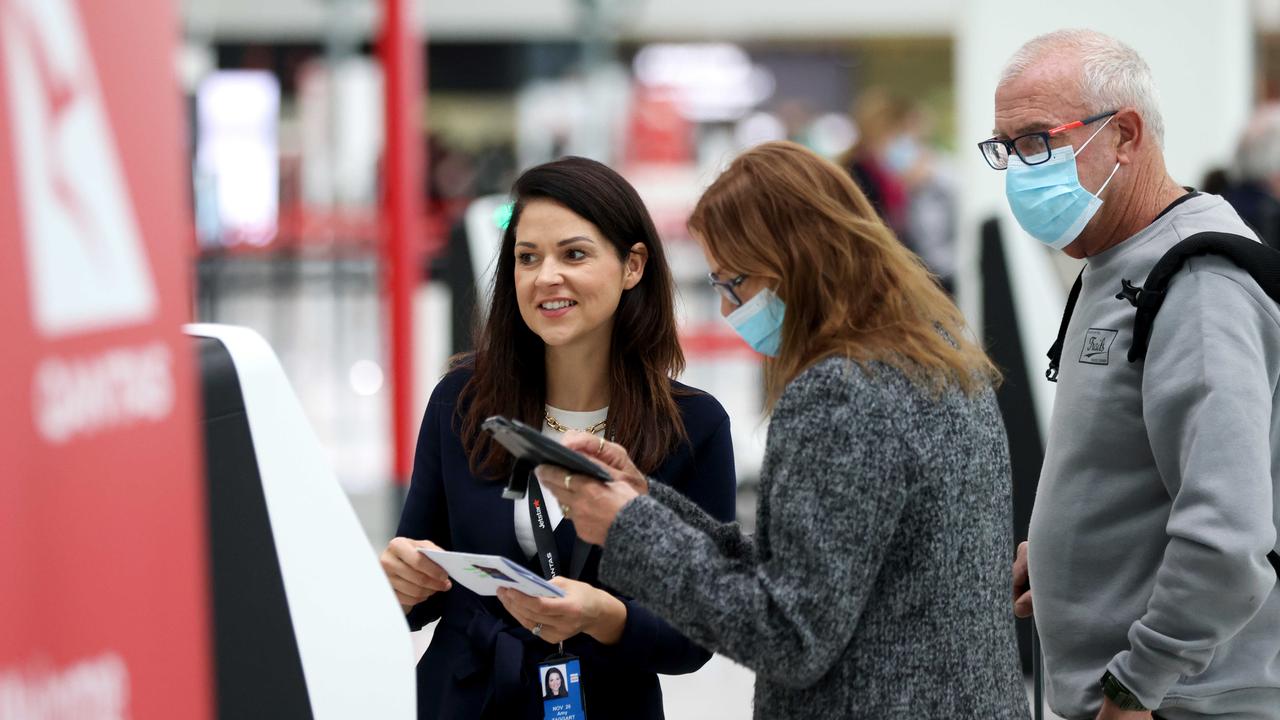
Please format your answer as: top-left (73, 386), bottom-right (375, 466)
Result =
top-left (419, 548), bottom-right (565, 599)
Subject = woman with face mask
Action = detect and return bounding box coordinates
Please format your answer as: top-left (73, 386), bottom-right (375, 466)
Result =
top-left (380, 157), bottom-right (737, 719)
top-left (538, 142), bottom-right (1029, 719)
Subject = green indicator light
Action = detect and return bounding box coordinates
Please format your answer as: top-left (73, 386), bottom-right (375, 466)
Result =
top-left (494, 201), bottom-right (514, 231)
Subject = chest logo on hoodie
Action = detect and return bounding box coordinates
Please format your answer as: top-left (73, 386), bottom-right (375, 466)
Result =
top-left (1080, 328), bottom-right (1118, 365)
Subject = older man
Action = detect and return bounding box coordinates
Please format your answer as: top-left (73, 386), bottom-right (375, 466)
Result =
top-left (983, 30), bottom-right (1280, 720)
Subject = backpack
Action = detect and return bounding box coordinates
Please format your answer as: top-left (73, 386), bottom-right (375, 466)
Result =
top-left (1045, 231), bottom-right (1280, 578)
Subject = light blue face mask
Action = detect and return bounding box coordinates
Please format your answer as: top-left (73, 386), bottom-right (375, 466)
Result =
top-left (726, 288), bottom-right (786, 357)
top-left (1005, 116), bottom-right (1120, 250)
top-left (883, 135), bottom-right (921, 175)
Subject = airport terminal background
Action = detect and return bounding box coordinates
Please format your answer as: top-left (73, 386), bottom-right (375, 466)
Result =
top-left (9, 0), bottom-right (1280, 717)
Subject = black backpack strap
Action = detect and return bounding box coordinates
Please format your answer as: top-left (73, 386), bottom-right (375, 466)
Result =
top-left (1117, 231), bottom-right (1280, 362)
top-left (1046, 269), bottom-right (1085, 383)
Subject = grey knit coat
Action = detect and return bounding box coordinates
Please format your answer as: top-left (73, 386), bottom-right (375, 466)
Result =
top-left (599, 356), bottom-right (1029, 719)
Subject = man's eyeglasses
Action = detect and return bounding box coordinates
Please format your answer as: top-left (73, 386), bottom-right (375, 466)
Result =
top-left (977, 110), bottom-right (1117, 170)
top-left (707, 272), bottom-right (747, 307)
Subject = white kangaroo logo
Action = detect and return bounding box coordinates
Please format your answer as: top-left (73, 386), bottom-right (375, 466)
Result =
top-left (2, 0), bottom-right (156, 337)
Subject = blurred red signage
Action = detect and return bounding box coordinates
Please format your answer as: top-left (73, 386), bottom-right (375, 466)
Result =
top-left (0, 0), bottom-right (211, 717)
top-left (626, 85), bottom-right (694, 166)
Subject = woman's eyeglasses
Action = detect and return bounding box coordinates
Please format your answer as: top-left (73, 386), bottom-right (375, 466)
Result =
top-left (707, 272), bottom-right (747, 307)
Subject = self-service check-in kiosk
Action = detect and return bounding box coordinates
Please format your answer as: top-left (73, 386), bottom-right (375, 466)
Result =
top-left (188, 324), bottom-right (415, 719)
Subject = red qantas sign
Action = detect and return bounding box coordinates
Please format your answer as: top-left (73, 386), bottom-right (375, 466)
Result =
top-left (0, 0), bottom-right (211, 718)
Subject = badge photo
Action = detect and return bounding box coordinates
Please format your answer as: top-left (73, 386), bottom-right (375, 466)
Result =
top-left (538, 655), bottom-right (586, 720)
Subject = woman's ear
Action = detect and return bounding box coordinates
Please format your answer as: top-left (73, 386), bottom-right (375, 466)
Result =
top-left (623, 243), bottom-right (648, 290)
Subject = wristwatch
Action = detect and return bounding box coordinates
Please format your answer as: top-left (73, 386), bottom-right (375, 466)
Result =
top-left (1100, 671), bottom-right (1148, 711)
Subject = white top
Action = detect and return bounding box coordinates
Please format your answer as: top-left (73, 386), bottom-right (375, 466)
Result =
top-left (513, 405), bottom-right (609, 558)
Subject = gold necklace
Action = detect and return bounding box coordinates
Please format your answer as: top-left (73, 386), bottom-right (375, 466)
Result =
top-left (544, 410), bottom-right (607, 435)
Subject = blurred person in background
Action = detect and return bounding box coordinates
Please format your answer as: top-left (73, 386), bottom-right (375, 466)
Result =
top-left (1220, 103), bottom-right (1280, 249)
top-left (842, 90), bottom-right (957, 292)
top-left (379, 156), bottom-right (737, 719)
top-left (982, 29), bottom-right (1280, 720)
top-left (880, 101), bottom-right (959, 293)
top-left (1200, 167), bottom-right (1232, 196)
top-left (841, 89), bottom-right (912, 240)
top-left (537, 141), bottom-right (1029, 719)
top-left (776, 97), bottom-right (817, 145)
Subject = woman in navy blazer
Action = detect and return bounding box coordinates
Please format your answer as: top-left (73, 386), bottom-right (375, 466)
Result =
top-left (381, 156), bottom-right (737, 719)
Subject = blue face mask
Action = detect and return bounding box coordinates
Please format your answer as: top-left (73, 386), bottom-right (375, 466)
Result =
top-left (883, 135), bottom-right (921, 175)
top-left (1005, 116), bottom-right (1120, 250)
top-left (726, 288), bottom-right (786, 357)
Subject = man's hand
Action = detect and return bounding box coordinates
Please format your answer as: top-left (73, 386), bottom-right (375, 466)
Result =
top-left (1094, 696), bottom-right (1152, 720)
top-left (1013, 540), bottom-right (1033, 618)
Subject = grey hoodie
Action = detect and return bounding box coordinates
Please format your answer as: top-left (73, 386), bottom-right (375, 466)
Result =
top-left (1030, 193), bottom-right (1280, 719)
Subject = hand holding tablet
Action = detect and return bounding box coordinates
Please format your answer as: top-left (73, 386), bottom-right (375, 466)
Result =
top-left (482, 416), bottom-right (613, 482)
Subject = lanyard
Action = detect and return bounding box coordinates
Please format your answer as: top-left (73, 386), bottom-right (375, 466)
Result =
top-left (526, 470), bottom-right (590, 583)
top-left (523, 468), bottom-right (595, 719)
top-left (526, 471), bottom-right (591, 655)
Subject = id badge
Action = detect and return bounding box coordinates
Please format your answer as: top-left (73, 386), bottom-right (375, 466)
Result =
top-left (537, 654), bottom-right (586, 720)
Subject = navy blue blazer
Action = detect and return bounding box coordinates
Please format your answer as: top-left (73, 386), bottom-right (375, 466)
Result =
top-left (397, 368), bottom-right (737, 720)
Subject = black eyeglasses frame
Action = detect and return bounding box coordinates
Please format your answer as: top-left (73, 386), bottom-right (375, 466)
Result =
top-left (706, 272), bottom-right (747, 307)
top-left (977, 110), bottom-right (1117, 170)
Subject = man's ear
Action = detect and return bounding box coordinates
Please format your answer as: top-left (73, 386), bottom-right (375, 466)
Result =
top-left (1113, 107), bottom-right (1144, 166)
top-left (623, 243), bottom-right (647, 290)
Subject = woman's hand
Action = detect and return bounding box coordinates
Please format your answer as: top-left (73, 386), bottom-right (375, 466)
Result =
top-left (537, 461), bottom-right (640, 546)
top-left (496, 577), bottom-right (627, 645)
top-left (380, 537), bottom-right (453, 613)
top-left (560, 431), bottom-right (649, 496)
top-left (533, 432), bottom-right (646, 546)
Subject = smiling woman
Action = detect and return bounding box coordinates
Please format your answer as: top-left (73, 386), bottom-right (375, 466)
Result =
top-left (511, 201), bottom-right (646, 371)
top-left (464, 157), bottom-right (686, 478)
top-left (381, 156), bottom-right (738, 720)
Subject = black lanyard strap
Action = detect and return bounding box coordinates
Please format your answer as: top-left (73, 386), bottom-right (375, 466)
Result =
top-left (523, 467), bottom-right (595, 657)
top-left (526, 469), bottom-right (591, 582)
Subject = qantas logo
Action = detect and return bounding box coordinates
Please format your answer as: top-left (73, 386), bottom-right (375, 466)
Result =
top-left (2, 0), bottom-right (174, 443)
top-left (2, 0), bottom-right (156, 338)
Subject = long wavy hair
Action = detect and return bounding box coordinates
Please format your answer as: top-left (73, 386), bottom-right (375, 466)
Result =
top-left (458, 156), bottom-right (686, 480)
top-left (688, 141), bottom-right (999, 410)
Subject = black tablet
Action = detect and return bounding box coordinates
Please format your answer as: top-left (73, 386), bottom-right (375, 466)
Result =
top-left (482, 416), bottom-right (614, 489)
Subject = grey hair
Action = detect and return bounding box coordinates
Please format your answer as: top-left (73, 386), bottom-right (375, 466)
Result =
top-left (1235, 105), bottom-right (1280, 182)
top-left (1000, 29), bottom-right (1164, 147)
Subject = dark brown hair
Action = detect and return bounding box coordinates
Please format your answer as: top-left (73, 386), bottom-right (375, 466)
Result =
top-left (689, 141), bottom-right (999, 409)
top-left (458, 156), bottom-right (686, 479)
